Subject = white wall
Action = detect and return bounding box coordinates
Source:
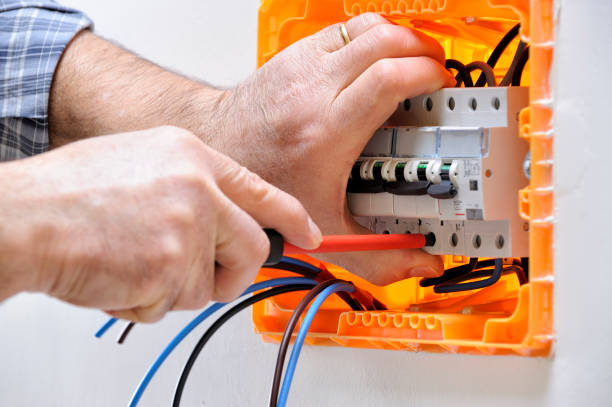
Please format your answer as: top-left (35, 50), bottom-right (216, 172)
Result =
top-left (1, 1), bottom-right (611, 406)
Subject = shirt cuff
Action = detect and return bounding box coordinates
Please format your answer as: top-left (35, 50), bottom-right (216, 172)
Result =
top-left (0, 1), bottom-right (93, 160)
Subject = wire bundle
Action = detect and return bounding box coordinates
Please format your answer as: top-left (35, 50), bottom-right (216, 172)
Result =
top-left (445, 23), bottom-right (529, 88)
top-left (420, 257), bottom-right (528, 293)
top-left (95, 257), bottom-right (371, 407)
top-left (96, 254), bottom-right (527, 405)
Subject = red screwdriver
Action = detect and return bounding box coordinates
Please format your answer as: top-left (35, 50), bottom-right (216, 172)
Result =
top-left (263, 229), bottom-right (436, 266)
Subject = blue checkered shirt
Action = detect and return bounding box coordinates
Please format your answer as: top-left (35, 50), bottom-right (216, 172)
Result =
top-left (0, 0), bottom-right (91, 161)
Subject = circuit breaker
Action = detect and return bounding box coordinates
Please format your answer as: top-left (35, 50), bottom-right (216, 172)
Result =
top-left (348, 87), bottom-right (529, 258)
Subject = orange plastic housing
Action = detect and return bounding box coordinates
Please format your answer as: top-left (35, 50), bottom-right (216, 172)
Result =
top-left (253, 0), bottom-right (554, 356)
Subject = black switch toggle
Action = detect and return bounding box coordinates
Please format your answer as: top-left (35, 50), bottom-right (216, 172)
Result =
top-left (427, 181), bottom-right (457, 199)
top-left (347, 178), bottom-right (385, 194)
top-left (384, 180), bottom-right (430, 195)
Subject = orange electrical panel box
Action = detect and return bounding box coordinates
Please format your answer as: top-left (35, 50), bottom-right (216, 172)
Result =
top-left (253, 0), bottom-right (553, 356)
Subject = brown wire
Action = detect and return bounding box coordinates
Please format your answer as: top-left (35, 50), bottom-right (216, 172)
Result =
top-left (269, 279), bottom-right (344, 407)
top-left (465, 61), bottom-right (497, 87)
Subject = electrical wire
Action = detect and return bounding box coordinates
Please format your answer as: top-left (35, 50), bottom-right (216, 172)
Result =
top-left (272, 257), bottom-right (323, 277)
top-left (94, 317), bottom-right (118, 338)
top-left (117, 322), bottom-right (135, 344)
top-left (445, 59), bottom-right (473, 87)
top-left (269, 279), bottom-right (344, 407)
top-left (172, 283), bottom-right (314, 407)
top-left (434, 258), bottom-right (503, 293)
top-left (266, 257), bottom-right (365, 312)
top-left (276, 281), bottom-right (355, 407)
top-left (475, 23), bottom-right (520, 87)
top-left (511, 45), bottom-right (529, 86)
top-left (420, 258), bottom-right (479, 287)
top-left (500, 40), bottom-right (528, 86)
top-left (126, 277), bottom-right (317, 407)
top-left (465, 61), bottom-right (497, 87)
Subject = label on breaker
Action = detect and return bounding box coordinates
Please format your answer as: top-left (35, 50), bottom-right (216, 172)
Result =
top-left (453, 199), bottom-right (464, 212)
top-left (466, 208), bottom-right (484, 220)
top-left (463, 160), bottom-right (481, 177)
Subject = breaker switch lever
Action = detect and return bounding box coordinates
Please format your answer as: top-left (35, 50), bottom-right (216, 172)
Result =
top-left (384, 180), bottom-right (430, 195)
top-left (427, 181), bottom-right (457, 199)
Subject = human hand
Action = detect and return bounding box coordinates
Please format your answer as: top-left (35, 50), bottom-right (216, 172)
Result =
top-left (210, 13), bottom-right (453, 284)
top-left (0, 126), bottom-right (320, 322)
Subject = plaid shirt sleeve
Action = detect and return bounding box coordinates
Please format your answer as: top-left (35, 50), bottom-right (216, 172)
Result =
top-left (0, 0), bottom-right (92, 161)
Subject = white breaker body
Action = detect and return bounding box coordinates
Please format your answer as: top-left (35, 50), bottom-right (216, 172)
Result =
top-left (347, 87), bottom-right (529, 258)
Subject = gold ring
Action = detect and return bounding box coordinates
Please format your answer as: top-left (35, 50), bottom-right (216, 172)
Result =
top-left (339, 23), bottom-right (350, 46)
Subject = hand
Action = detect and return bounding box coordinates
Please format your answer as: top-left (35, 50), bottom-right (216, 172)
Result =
top-left (0, 126), bottom-right (321, 322)
top-left (210, 13), bottom-right (453, 284)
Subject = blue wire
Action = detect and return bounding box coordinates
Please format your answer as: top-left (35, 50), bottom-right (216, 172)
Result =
top-left (276, 282), bottom-right (355, 407)
top-left (95, 317), bottom-right (118, 338)
top-left (127, 277), bottom-right (317, 407)
top-left (279, 256), bottom-right (322, 274)
top-left (95, 259), bottom-right (319, 339)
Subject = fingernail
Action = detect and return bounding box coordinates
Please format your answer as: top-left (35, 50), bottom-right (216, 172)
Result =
top-left (307, 217), bottom-right (323, 248)
top-left (409, 266), bottom-right (439, 277)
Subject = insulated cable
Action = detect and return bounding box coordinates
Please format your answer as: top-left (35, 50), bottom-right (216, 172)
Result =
top-left (276, 281), bottom-right (355, 407)
top-left (434, 258), bottom-right (503, 293)
top-left (445, 59), bottom-right (473, 87)
top-left (126, 277), bottom-right (317, 407)
top-left (475, 23), bottom-right (520, 87)
top-left (172, 283), bottom-right (315, 407)
top-left (269, 279), bottom-right (346, 407)
top-left (465, 61), bottom-right (497, 87)
top-left (500, 40), bottom-right (528, 86)
top-left (117, 322), bottom-right (135, 345)
top-left (95, 317), bottom-right (118, 338)
top-left (511, 45), bottom-right (529, 86)
top-left (420, 257), bottom-right (479, 287)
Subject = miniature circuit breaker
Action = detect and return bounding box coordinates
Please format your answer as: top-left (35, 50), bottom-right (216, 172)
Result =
top-left (348, 87), bottom-right (529, 258)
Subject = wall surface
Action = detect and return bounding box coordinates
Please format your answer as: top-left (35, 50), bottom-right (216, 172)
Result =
top-left (1, 0), bottom-right (611, 406)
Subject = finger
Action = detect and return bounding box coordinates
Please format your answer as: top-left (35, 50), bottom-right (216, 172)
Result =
top-left (172, 237), bottom-right (216, 310)
top-left (106, 297), bottom-right (171, 323)
top-left (331, 24), bottom-right (446, 88)
top-left (316, 215), bottom-right (444, 286)
top-left (333, 56), bottom-right (454, 136)
top-left (308, 13), bottom-right (390, 53)
top-left (212, 194), bottom-right (270, 302)
top-left (208, 149), bottom-right (322, 250)
top-left (345, 12), bottom-right (390, 39)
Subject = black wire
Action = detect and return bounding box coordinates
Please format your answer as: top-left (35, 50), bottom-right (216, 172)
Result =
top-left (439, 265), bottom-right (526, 286)
top-left (117, 322), bottom-right (135, 344)
top-left (264, 262), bottom-right (319, 280)
top-left (500, 40), bottom-right (527, 86)
top-left (434, 258), bottom-right (503, 293)
top-left (265, 262), bottom-right (365, 311)
top-left (172, 283), bottom-right (315, 407)
top-left (475, 23), bottom-right (520, 87)
top-left (420, 258), bottom-right (479, 287)
top-left (466, 61), bottom-right (497, 87)
top-left (511, 45), bottom-right (529, 86)
top-left (521, 257), bottom-right (529, 281)
top-left (445, 59), bottom-right (473, 87)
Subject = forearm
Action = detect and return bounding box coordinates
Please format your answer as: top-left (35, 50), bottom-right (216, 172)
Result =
top-left (49, 31), bottom-right (228, 147)
top-left (0, 160), bottom-right (46, 300)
